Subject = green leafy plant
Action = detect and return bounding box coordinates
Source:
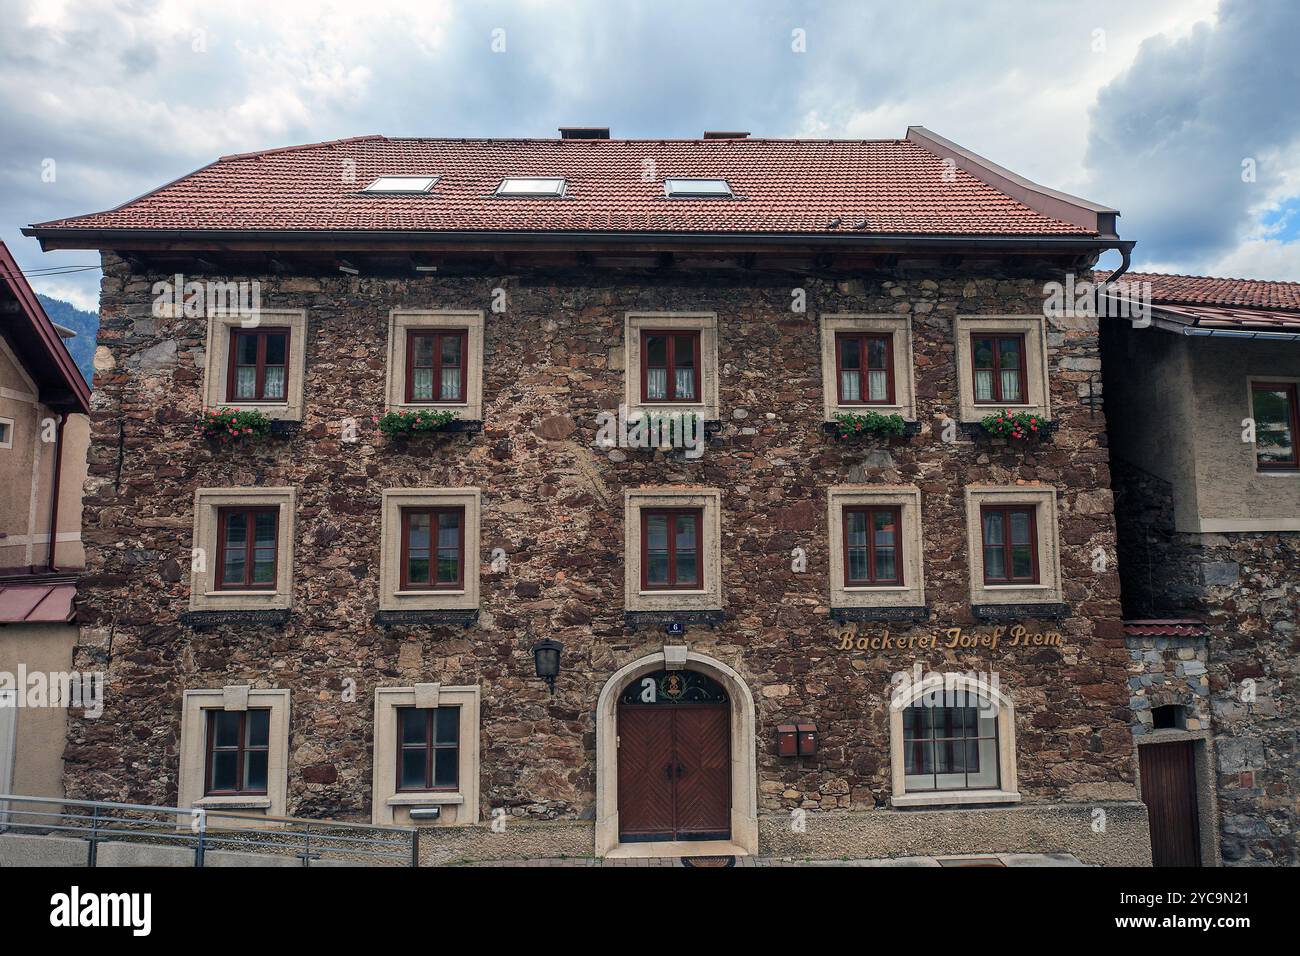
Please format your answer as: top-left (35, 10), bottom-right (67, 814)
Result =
top-left (979, 409), bottom-right (1045, 440)
top-left (197, 408), bottom-right (272, 444)
top-left (377, 409), bottom-right (459, 437)
top-left (832, 410), bottom-right (907, 437)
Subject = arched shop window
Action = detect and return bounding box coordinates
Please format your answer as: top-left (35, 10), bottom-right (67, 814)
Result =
top-left (889, 674), bottom-right (1020, 807)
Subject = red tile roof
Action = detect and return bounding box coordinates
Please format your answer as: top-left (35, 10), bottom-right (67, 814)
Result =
top-left (1122, 272), bottom-right (1300, 311)
top-left (32, 136), bottom-right (1095, 238)
top-left (1122, 619), bottom-right (1208, 638)
top-left (0, 583), bottom-right (76, 623)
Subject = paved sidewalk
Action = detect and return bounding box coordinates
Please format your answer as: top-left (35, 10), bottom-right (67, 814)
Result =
top-left (459, 852), bottom-right (1085, 867)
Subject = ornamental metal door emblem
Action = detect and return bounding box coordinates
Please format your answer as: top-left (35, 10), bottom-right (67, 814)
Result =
top-left (620, 670), bottom-right (729, 706)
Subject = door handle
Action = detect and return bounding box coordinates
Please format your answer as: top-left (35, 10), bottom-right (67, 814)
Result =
top-left (675, 763), bottom-right (684, 779)
top-left (664, 764), bottom-right (674, 779)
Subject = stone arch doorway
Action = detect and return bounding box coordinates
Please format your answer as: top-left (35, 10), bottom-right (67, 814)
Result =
top-left (595, 648), bottom-right (757, 857)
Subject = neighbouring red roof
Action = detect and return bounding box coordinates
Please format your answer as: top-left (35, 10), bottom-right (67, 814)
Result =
top-left (1123, 619), bottom-right (1208, 638)
top-left (31, 136), bottom-right (1096, 238)
top-left (0, 241), bottom-right (91, 414)
top-left (0, 583), bottom-right (76, 623)
top-left (1123, 272), bottom-right (1300, 311)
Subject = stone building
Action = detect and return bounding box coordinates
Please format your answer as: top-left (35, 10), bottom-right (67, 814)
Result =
top-left (0, 239), bottom-right (92, 802)
top-left (25, 127), bottom-right (1152, 863)
top-left (1101, 273), bottom-right (1299, 866)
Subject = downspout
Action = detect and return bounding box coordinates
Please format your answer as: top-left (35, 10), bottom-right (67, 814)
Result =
top-left (45, 412), bottom-right (65, 573)
top-left (1096, 240), bottom-right (1134, 290)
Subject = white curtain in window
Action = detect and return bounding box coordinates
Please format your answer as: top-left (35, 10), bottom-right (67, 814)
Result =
top-left (868, 370), bottom-right (888, 402)
top-left (974, 370), bottom-right (994, 401)
top-left (840, 371), bottom-right (861, 402)
top-left (674, 368), bottom-right (694, 399)
top-left (440, 368), bottom-right (461, 401)
top-left (999, 370), bottom-right (1021, 402)
top-left (646, 368), bottom-right (667, 400)
top-left (235, 366), bottom-right (257, 398)
top-left (263, 367), bottom-right (285, 399)
top-left (412, 369), bottom-right (433, 400)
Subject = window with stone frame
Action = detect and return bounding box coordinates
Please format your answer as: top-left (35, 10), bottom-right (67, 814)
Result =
top-left (902, 701), bottom-right (1000, 792)
top-left (970, 333), bottom-right (1027, 405)
top-left (204, 708), bottom-right (271, 795)
top-left (979, 505), bottom-right (1039, 584)
top-left (395, 706), bottom-right (460, 792)
top-left (215, 506), bottom-right (279, 591)
top-left (405, 329), bottom-right (468, 404)
top-left (835, 332), bottom-right (895, 405)
top-left (399, 506), bottom-right (465, 591)
top-left (843, 505), bottom-right (902, 585)
top-left (640, 507), bottom-right (702, 589)
top-left (640, 330), bottom-right (701, 403)
top-left (227, 327), bottom-right (290, 403)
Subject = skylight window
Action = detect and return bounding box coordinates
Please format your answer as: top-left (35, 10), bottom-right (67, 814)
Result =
top-left (664, 178), bottom-right (733, 198)
top-left (495, 177), bottom-right (567, 197)
top-left (362, 176), bottom-right (438, 194)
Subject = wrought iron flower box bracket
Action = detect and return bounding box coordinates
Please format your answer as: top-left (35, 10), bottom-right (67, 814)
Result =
top-left (372, 609), bottom-right (480, 628)
top-left (972, 602), bottom-right (1071, 622)
top-left (830, 605), bottom-right (930, 623)
top-left (179, 609), bottom-right (292, 629)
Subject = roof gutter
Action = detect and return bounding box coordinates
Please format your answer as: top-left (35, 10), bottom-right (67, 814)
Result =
top-left (1181, 326), bottom-right (1300, 341)
top-left (22, 225), bottom-right (1125, 255)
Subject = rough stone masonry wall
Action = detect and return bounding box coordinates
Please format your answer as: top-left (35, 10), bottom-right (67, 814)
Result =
top-left (1111, 456), bottom-right (1299, 865)
top-left (68, 254), bottom-right (1134, 843)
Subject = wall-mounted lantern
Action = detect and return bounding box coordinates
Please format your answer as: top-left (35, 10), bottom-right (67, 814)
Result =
top-left (776, 723), bottom-right (819, 757)
top-left (531, 638), bottom-right (563, 694)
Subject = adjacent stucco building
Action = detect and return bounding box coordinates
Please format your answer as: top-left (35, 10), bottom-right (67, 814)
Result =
top-left (1102, 273), bottom-right (1300, 866)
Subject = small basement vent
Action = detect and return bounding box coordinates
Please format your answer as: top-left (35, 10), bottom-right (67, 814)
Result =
top-left (1151, 705), bottom-right (1187, 730)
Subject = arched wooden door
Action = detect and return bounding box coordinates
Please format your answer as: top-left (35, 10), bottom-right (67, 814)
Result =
top-left (617, 670), bottom-right (730, 842)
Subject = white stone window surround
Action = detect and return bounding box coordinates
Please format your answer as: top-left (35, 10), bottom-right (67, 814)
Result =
top-left (385, 310), bottom-right (486, 421)
top-left (827, 486), bottom-right (925, 608)
top-left (623, 312), bottom-right (720, 421)
top-left (372, 684), bottom-right (481, 826)
top-left (1246, 375), bottom-right (1300, 477)
top-left (953, 315), bottom-right (1052, 423)
top-left (202, 309), bottom-right (308, 422)
top-left (624, 487), bottom-right (724, 612)
top-left (378, 488), bottom-right (481, 611)
top-left (189, 488), bottom-right (296, 612)
top-left (179, 686), bottom-right (290, 819)
top-left (963, 485), bottom-right (1063, 607)
top-left (889, 672), bottom-right (1020, 808)
top-left (819, 314), bottom-right (917, 421)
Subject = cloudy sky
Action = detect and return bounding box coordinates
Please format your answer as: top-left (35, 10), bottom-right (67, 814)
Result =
top-left (1, 0), bottom-right (1297, 310)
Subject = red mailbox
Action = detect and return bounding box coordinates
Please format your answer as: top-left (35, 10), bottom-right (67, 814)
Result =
top-left (776, 723), bottom-right (819, 757)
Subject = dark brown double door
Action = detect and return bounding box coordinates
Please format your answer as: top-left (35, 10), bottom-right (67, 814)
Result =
top-left (1139, 741), bottom-right (1202, 867)
top-left (618, 703), bottom-right (730, 842)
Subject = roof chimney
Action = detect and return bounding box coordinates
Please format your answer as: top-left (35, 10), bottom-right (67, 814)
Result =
top-left (703, 131), bottom-right (749, 139)
top-left (559, 127), bottom-right (610, 139)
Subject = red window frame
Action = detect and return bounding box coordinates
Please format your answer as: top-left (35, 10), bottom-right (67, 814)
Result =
top-left (1251, 381), bottom-right (1300, 471)
top-left (970, 332), bottom-right (1028, 405)
top-left (399, 506), bottom-right (466, 591)
top-left (835, 332), bottom-right (895, 405)
top-left (979, 505), bottom-right (1039, 584)
top-left (405, 329), bottom-right (468, 404)
top-left (395, 706), bottom-right (460, 792)
top-left (842, 505), bottom-right (903, 586)
top-left (640, 507), bottom-right (703, 590)
top-left (203, 708), bottom-right (270, 796)
top-left (214, 506), bottom-right (279, 591)
top-left (640, 330), bottom-right (701, 403)
top-left (226, 327), bottom-right (290, 403)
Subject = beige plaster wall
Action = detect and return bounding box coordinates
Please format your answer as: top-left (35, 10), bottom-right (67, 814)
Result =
top-left (0, 623), bottom-right (75, 799)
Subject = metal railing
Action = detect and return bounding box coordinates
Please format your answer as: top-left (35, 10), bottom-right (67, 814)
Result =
top-left (0, 794), bottom-right (419, 867)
